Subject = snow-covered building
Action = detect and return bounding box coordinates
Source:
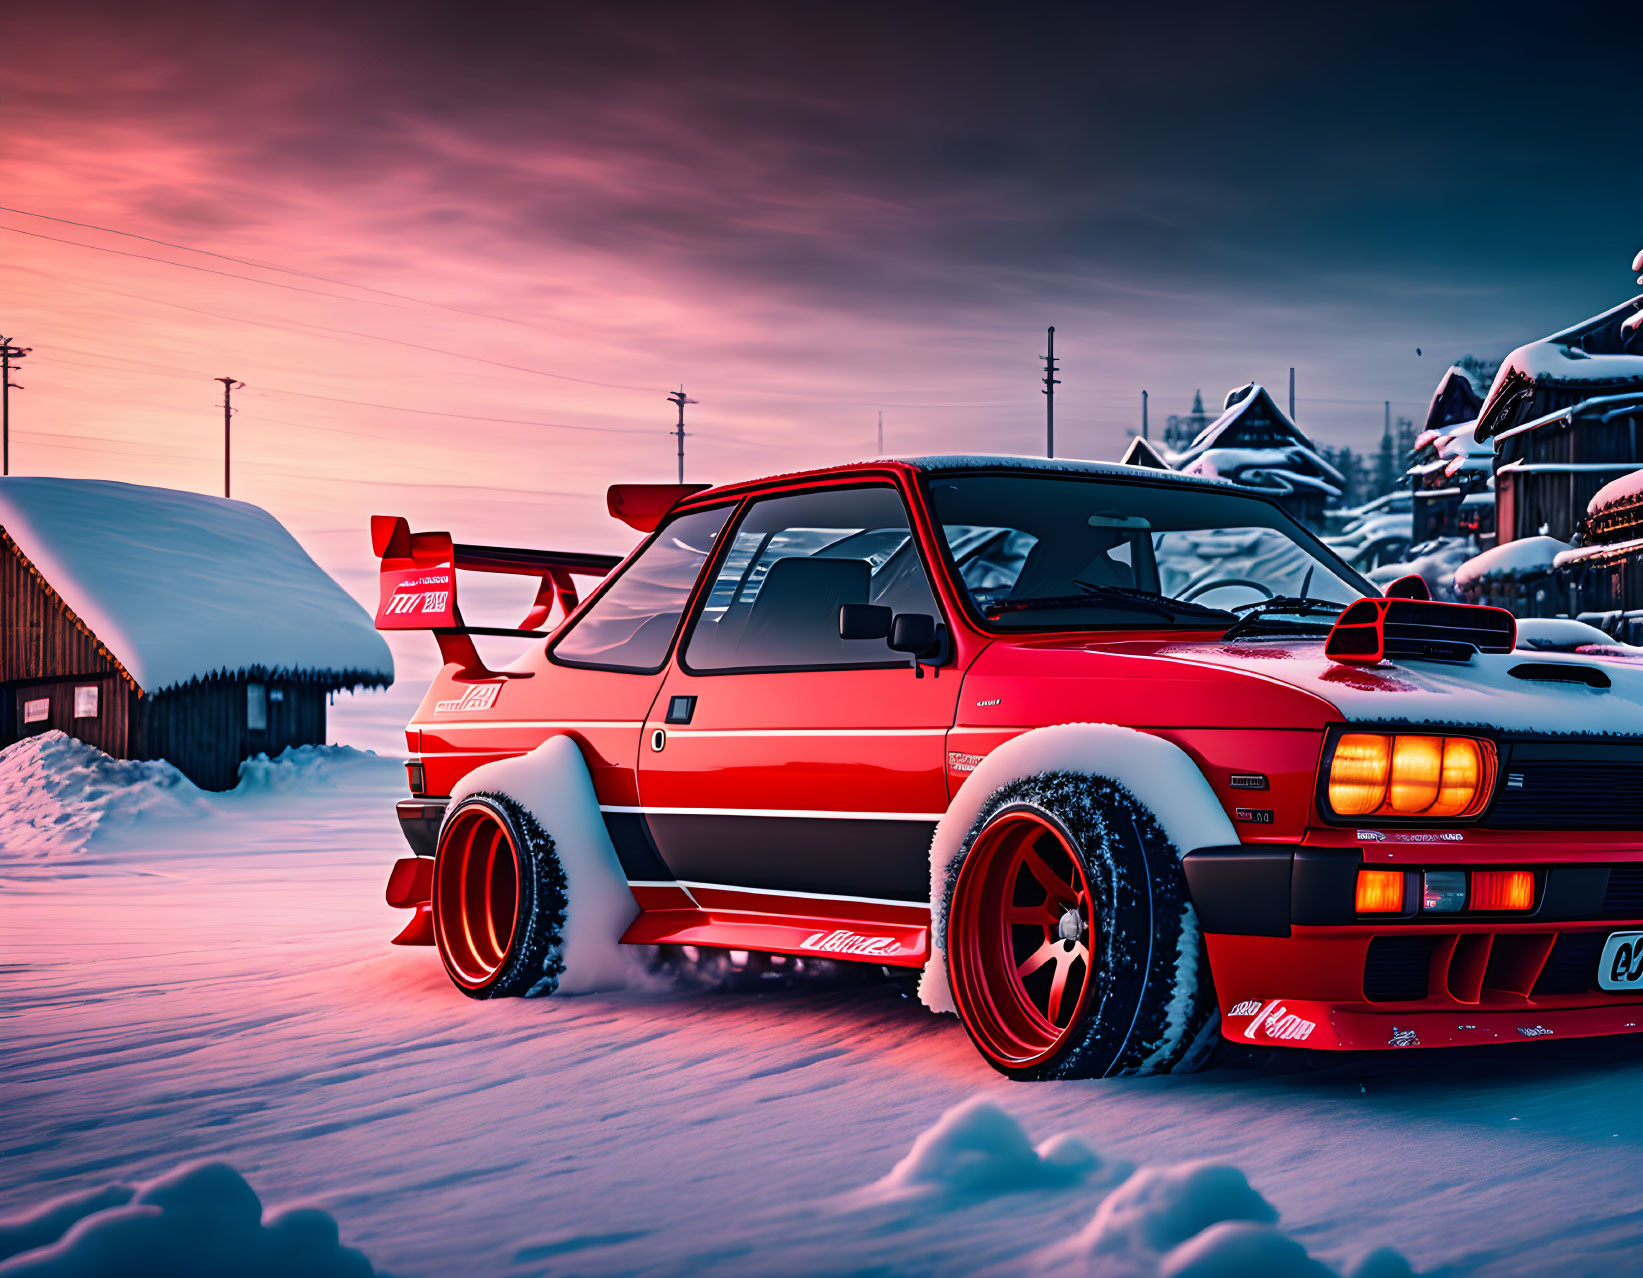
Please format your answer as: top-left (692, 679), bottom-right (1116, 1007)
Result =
top-left (1554, 468), bottom-right (1643, 644)
top-left (1452, 534), bottom-right (1570, 616)
top-left (1475, 292), bottom-right (1643, 545)
top-left (0, 478), bottom-right (392, 789)
top-left (1170, 383), bottom-right (1344, 528)
top-left (1409, 365), bottom-right (1492, 543)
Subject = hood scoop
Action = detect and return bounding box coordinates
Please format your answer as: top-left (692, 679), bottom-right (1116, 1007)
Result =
top-left (1325, 597), bottom-right (1517, 666)
top-left (1508, 661), bottom-right (1611, 689)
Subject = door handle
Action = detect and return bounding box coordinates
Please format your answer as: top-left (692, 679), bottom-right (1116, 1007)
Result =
top-left (665, 695), bottom-right (697, 725)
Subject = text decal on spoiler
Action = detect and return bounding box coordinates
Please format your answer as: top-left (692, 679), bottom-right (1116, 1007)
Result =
top-left (376, 564), bottom-right (457, 629)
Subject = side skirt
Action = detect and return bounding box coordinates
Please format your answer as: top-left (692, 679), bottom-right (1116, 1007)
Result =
top-left (619, 882), bottom-right (930, 968)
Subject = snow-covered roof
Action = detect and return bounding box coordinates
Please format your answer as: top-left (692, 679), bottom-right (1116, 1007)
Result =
top-left (0, 478), bottom-right (393, 694)
top-left (1175, 385), bottom-right (1344, 481)
top-left (1453, 535), bottom-right (1569, 588)
top-left (1477, 297), bottom-right (1643, 440)
top-left (906, 455), bottom-right (1239, 490)
top-left (1588, 468), bottom-right (1643, 519)
top-left (1117, 436), bottom-right (1172, 470)
top-left (1421, 366), bottom-right (1486, 437)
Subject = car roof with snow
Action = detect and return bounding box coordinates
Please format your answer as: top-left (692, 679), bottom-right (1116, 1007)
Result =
top-left (0, 477), bottom-right (393, 694)
top-left (679, 454), bottom-right (1251, 507)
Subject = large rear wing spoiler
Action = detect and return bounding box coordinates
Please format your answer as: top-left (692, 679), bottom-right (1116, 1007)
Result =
top-left (370, 514), bottom-right (619, 669)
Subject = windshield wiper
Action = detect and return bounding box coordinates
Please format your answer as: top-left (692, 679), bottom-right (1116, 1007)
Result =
top-left (1077, 581), bottom-right (1238, 621)
top-left (985, 583), bottom-right (1231, 625)
top-left (1220, 595), bottom-right (1348, 642)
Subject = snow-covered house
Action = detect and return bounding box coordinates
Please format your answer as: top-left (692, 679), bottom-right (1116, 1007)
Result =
top-left (1554, 468), bottom-right (1643, 644)
top-left (1451, 534), bottom-right (1570, 617)
top-left (1409, 365), bottom-right (1492, 543)
top-left (1475, 292), bottom-right (1643, 545)
top-left (0, 478), bottom-right (392, 789)
top-left (1170, 383), bottom-right (1344, 528)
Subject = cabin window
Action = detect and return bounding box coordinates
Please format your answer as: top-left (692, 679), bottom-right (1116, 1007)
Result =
top-left (73, 685), bottom-right (99, 718)
top-left (247, 682), bottom-right (268, 731)
top-left (23, 695), bottom-right (49, 724)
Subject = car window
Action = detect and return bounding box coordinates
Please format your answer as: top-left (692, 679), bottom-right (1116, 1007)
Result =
top-left (684, 486), bottom-right (939, 671)
top-left (930, 473), bottom-right (1367, 629)
top-left (552, 505), bottom-right (733, 672)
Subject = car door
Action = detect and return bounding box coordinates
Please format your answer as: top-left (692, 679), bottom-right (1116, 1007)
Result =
top-left (633, 480), bottom-right (961, 946)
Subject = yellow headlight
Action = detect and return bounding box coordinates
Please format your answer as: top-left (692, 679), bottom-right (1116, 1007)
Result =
top-left (1328, 733), bottom-right (1391, 814)
top-left (1429, 737), bottom-right (1483, 817)
top-left (1326, 732), bottom-right (1494, 820)
top-left (1388, 735), bottom-right (1444, 812)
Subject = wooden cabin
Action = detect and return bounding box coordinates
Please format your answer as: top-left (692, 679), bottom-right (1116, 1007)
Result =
top-left (1554, 469), bottom-right (1643, 644)
top-left (1476, 295), bottom-right (1643, 545)
top-left (0, 478), bottom-right (392, 790)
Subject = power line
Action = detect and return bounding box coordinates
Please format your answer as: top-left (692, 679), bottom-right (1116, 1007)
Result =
top-left (1, 261), bottom-right (666, 395)
top-left (256, 384), bottom-right (662, 436)
top-left (0, 223), bottom-right (432, 313)
top-left (29, 344), bottom-right (665, 439)
top-left (0, 204), bottom-right (676, 349)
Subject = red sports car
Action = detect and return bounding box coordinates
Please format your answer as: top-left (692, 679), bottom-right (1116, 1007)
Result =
top-left (373, 458), bottom-right (1643, 1078)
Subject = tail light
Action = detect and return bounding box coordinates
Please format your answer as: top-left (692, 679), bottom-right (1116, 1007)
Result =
top-left (1325, 733), bottom-right (1495, 821)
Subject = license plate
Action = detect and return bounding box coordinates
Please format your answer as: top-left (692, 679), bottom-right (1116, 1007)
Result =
top-left (1598, 931), bottom-right (1643, 991)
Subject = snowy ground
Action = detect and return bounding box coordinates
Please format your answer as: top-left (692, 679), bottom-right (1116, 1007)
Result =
top-left (6, 737), bottom-right (1643, 1276)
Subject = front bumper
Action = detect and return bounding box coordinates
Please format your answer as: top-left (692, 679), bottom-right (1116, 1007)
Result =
top-left (1184, 842), bottom-right (1643, 1050)
top-left (1223, 995), bottom-right (1643, 1052)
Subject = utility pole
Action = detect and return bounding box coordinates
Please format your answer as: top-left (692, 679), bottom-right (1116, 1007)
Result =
top-left (0, 335), bottom-right (30, 476)
top-left (215, 377), bottom-right (243, 498)
top-left (1041, 326), bottom-right (1060, 459)
top-left (877, 410), bottom-right (884, 456)
top-left (1141, 389), bottom-right (1149, 441)
top-left (1289, 367), bottom-right (1295, 421)
top-left (667, 386), bottom-right (696, 483)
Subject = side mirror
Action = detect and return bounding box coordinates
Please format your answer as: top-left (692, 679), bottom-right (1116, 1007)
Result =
top-left (839, 603), bottom-right (893, 641)
top-left (888, 612), bottom-right (939, 656)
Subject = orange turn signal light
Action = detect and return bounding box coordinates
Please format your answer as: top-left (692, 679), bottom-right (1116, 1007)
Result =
top-left (1327, 733), bottom-right (1495, 821)
top-left (1355, 868), bottom-right (1405, 913)
top-left (1470, 869), bottom-right (1535, 912)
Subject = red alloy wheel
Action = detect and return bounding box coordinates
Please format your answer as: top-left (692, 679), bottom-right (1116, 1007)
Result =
top-left (433, 804), bottom-right (522, 990)
top-left (950, 810), bottom-right (1097, 1069)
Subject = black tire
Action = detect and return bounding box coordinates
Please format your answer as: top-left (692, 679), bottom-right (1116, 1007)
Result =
top-left (431, 793), bottom-right (567, 1000)
top-left (941, 772), bottom-right (1218, 1080)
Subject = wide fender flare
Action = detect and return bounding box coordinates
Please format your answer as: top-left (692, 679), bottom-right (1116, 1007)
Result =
top-left (919, 722), bottom-right (1238, 1014)
top-left (445, 735), bottom-right (637, 994)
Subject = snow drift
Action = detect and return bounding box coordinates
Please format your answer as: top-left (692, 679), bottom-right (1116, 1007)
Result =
top-left (859, 1097), bottom-right (1101, 1201)
top-left (846, 1099), bottom-right (1415, 1278)
top-left (0, 732), bottom-right (392, 873)
top-left (0, 1162), bottom-right (375, 1276)
top-left (0, 732), bottom-right (207, 866)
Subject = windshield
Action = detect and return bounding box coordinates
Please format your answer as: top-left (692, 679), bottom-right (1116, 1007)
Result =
top-left (925, 472), bottom-right (1370, 630)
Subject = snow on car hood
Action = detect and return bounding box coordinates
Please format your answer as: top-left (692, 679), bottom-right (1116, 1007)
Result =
top-left (1144, 637), bottom-right (1643, 737)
